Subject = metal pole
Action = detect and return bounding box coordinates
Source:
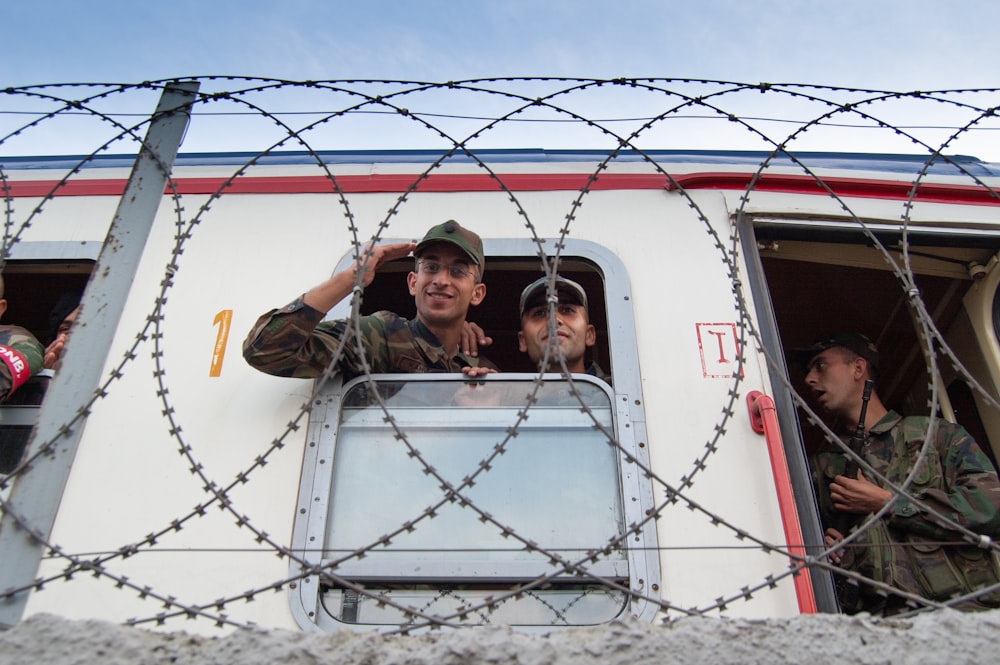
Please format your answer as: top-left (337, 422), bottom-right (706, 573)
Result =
top-left (0, 80), bottom-right (200, 628)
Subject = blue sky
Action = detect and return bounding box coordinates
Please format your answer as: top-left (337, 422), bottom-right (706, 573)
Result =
top-left (6, 0), bottom-right (996, 88)
top-left (3, 1), bottom-right (1000, 157)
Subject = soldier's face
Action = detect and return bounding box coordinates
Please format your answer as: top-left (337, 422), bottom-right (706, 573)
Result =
top-left (407, 243), bottom-right (485, 329)
top-left (518, 302), bottom-right (595, 373)
top-left (56, 307), bottom-right (79, 338)
top-left (804, 348), bottom-right (861, 417)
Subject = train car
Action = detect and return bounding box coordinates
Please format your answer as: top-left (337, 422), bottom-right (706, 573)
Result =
top-left (2, 113), bottom-right (1000, 633)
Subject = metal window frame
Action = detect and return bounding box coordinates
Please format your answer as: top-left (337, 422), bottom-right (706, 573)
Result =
top-left (288, 238), bottom-right (659, 632)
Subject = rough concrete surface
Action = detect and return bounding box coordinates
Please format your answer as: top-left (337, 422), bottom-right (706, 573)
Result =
top-left (1, 610), bottom-right (998, 665)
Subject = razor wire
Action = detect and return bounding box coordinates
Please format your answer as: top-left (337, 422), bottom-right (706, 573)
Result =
top-left (1, 78), bottom-right (999, 632)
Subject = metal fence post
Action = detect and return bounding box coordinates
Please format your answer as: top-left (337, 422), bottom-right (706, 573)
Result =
top-left (0, 80), bottom-right (200, 628)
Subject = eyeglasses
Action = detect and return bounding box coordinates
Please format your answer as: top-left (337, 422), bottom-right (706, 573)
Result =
top-left (418, 259), bottom-right (476, 281)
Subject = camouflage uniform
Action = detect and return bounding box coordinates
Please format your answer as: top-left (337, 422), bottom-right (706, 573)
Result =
top-left (243, 297), bottom-right (497, 381)
top-left (585, 360), bottom-right (611, 385)
top-left (0, 325), bottom-right (44, 402)
top-left (813, 410), bottom-right (1000, 614)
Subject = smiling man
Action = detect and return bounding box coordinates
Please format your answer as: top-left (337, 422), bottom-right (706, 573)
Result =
top-left (792, 332), bottom-right (1000, 615)
top-left (517, 275), bottom-right (609, 382)
top-left (243, 220), bottom-right (497, 380)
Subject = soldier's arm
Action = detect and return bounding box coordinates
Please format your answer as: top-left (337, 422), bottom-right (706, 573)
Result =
top-left (242, 300), bottom-right (334, 378)
top-left (891, 427), bottom-right (1000, 539)
top-left (0, 326), bottom-right (44, 402)
top-left (303, 242), bottom-right (415, 313)
top-left (244, 242), bottom-right (414, 378)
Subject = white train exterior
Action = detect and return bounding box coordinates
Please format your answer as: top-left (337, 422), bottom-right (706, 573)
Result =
top-left (2, 103), bottom-right (1000, 632)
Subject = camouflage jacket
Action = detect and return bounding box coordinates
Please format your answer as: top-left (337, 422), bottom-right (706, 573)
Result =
top-left (582, 361), bottom-right (609, 384)
top-left (0, 325), bottom-right (44, 402)
top-left (813, 410), bottom-right (1000, 612)
top-left (243, 297), bottom-right (497, 381)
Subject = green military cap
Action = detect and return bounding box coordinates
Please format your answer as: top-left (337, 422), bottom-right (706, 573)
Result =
top-left (415, 220), bottom-right (484, 271)
top-left (791, 331), bottom-right (880, 376)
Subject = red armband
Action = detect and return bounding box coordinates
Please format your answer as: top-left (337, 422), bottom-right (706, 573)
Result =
top-left (0, 344), bottom-right (32, 394)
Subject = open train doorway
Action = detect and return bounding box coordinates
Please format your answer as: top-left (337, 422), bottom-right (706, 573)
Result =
top-left (749, 220), bottom-right (1000, 471)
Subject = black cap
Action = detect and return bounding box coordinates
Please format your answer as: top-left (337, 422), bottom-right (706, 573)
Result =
top-left (48, 290), bottom-right (81, 335)
top-left (791, 332), bottom-right (880, 375)
top-left (519, 275), bottom-right (588, 316)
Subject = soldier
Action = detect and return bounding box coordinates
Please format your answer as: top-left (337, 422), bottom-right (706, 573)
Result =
top-left (792, 332), bottom-right (1000, 614)
top-left (43, 290), bottom-right (81, 370)
top-left (0, 274), bottom-right (45, 403)
top-left (516, 275), bottom-right (609, 382)
top-left (244, 220), bottom-right (497, 380)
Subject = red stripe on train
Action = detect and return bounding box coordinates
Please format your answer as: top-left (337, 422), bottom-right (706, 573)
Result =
top-left (5, 172), bottom-right (999, 205)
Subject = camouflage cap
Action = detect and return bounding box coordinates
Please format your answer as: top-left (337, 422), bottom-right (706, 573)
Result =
top-left (415, 220), bottom-right (484, 270)
top-left (519, 275), bottom-right (588, 316)
top-left (791, 332), bottom-right (880, 375)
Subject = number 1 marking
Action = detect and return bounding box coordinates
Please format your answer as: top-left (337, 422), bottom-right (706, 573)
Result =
top-left (210, 309), bottom-right (233, 377)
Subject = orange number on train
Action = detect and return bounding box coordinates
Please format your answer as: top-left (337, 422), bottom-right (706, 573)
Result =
top-left (210, 309), bottom-right (233, 377)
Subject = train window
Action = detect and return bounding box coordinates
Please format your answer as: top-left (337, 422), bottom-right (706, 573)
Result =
top-left (0, 243), bottom-right (96, 476)
top-left (288, 238), bottom-right (659, 631)
top-left (319, 376), bottom-right (627, 626)
top-left (0, 369), bottom-right (53, 474)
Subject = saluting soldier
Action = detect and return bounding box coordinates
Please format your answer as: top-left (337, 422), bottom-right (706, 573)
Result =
top-left (244, 220), bottom-right (497, 380)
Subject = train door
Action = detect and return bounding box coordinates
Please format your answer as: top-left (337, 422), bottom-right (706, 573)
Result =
top-left (742, 213), bottom-right (1000, 610)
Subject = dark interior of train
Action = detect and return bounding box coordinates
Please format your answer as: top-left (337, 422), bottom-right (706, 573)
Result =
top-left (755, 224), bottom-right (1000, 470)
top-left (1, 261), bottom-right (92, 346)
top-left (0, 261), bottom-right (92, 472)
top-left (363, 256), bottom-right (610, 374)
